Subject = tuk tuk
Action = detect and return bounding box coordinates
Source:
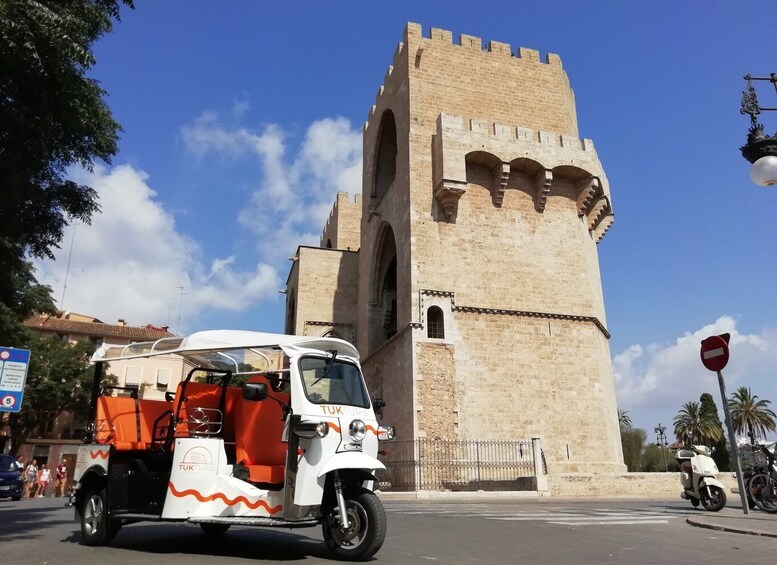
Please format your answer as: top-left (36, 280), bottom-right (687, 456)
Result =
top-left (73, 330), bottom-right (395, 561)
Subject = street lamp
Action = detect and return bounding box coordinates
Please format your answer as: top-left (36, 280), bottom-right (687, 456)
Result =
top-left (654, 423), bottom-right (668, 472)
top-left (740, 73), bottom-right (777, 186)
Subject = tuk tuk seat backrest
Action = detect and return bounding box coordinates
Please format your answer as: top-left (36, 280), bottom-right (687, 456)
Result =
top-left (95, 396), bottom-right (171, 450)
top-left (174, 381), bottom-right (240, 442)
top-left (234, 376), bottom-right (290, 484)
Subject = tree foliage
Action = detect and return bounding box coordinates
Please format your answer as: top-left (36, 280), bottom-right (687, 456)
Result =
top-left (673, 401), bottom-right (722, 446)
top-left (7, 334), bottom-right (116, 454)
top-left (728, 386), bottom-right (777, 441)
top-left (0, 0), bottom-right (132, 343)
top-left (699, 392), bottom-right (730, 472)
top-left (618, 409), bottom-right (632, 430)
top-left (620, 427), bottom-right (646, 472)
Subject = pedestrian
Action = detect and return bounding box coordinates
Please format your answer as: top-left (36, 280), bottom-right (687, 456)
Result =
top-left (36, 464), bottom-right (51, 497)
top-left (15, 455), bottom-right (25, 471)
top-left (23, 459), bottom-right (38, 499)
top-left (55, 459), bottom-right (68, 497)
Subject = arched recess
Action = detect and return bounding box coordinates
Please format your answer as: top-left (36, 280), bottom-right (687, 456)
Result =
top-left (322, 329), bottom-right (342, 340)
top-left (551, 165), bottom-right (600, 217)
top-left (368, 222), bottom-right (398, 352)
top-left (372, 110), bottom-right (397, 205)
top-left (427, 306), bottom-right (445, 339)
top-left (465, 151), bottom-right (508, 207)
top-left (510, 157), bottom-right (551, 212)
top-left (325, 238), bottom-right (333, 249)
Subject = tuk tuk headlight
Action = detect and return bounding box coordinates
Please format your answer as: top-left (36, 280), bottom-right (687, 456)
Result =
top-left (294, 421), bottom-right (329, 439)
top-left (378, 425), bottom-right (396, 441)
top-left (349, 419), bottom-right (366, 442)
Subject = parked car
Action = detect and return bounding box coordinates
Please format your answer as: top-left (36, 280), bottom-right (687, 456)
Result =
top-left (0, 455), bottom-right (23, 501)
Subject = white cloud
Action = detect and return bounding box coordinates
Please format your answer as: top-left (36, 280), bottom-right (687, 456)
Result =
top-left (35, 164), bottom-right (280, 329)
top-left (180, 112), bottom-right (362, 262)
top-left (614, 316), bottom-right (777, 439)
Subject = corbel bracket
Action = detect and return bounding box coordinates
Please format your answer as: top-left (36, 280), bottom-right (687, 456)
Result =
top-left (534, 169), bottom-right (553, 213)
top-left (434, 179), bottom-right (467, 221)
top-left (491, 162), bottom-right (510, 207)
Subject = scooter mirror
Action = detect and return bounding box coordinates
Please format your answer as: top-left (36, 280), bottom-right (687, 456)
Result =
top-left (243, 382), bottom-right (269, 402)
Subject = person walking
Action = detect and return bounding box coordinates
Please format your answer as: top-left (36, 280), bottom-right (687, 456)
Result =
top-left (23, 459), bottom-right (38, 499)
top-left (55, 459), bottom-right (68, 497)
top-left (36, 464), bottom-right (51, 497)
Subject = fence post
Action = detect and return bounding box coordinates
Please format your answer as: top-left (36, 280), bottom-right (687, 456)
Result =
top-left (476, 440), bottom-right (481, 490)
top-left (531, 437), bottom-right (548, 493)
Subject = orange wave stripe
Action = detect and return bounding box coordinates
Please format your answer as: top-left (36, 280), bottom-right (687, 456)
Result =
top-left (89, 450), bottom-right (109, 459)
top-left (168, 483), bottom-right (283, 514)
top-left (328, 423), bottom-right (341, 433)
top-left (366, 425), bottom-right (379, 436)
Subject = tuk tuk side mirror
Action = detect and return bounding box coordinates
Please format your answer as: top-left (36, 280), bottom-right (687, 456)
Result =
top-left (373, 398), bottom-right (386, 418)
top-left (243, 382), bottom-right (268, 402)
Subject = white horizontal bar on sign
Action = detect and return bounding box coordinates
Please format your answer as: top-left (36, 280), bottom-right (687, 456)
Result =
top-left (703, 348), bottom-right (725, 359)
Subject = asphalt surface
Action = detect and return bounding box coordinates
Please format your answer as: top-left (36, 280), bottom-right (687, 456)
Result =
top-left (2, 495), bottom-right (776, 564)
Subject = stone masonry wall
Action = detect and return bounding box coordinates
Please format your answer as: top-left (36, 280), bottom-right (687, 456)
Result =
top-left (293, 246), bottom-right (359, 342)
top-left (320, 192), bottom-right (362, 251)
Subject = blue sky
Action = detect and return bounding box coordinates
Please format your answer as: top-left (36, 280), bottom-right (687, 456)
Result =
top-left (36, 2), bottom-right (777, 439)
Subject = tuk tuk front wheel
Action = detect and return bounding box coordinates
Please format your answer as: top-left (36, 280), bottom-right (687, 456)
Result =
top-left (322, 487), bottom-right (386, 561)
top-left (80, 487), bottom-right (120, 546)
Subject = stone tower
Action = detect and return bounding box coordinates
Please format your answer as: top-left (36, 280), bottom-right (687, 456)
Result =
top-left (287, 23), bottom-right (624, 475)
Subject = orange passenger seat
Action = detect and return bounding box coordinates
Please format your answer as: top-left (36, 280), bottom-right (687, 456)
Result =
top-left (234, 376), bottom-right (290, 484)
top-left (95, 396), bottom-right (171, 450)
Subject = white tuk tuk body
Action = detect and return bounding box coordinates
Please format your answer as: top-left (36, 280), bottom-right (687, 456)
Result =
top-left (73, 330), bottom-right (394, 560)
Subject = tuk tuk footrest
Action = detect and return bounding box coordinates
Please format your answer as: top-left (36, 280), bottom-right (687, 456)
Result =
top-left (187, 516), bottom-right (319, 528)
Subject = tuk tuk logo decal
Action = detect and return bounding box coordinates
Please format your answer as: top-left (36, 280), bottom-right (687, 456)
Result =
top-left (178, 446), bottom-right (216, 473)
top-left (168, 483), bottom-right (283, 514)
top-left (89, 449), bottom-right (109, 459)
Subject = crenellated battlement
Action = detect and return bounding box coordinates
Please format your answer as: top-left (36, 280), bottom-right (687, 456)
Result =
top-left (320, 192), bottom-right (362, 250)
top-left (438, 113), bottom-right (594, 153)
top-left (365, 23), bottom-right (566, 130)
top-left (405, 22), bottom-right (563, 67)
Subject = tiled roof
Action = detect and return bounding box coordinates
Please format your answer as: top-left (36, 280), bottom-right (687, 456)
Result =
top-left (24, 315), bottom-right (174, 341)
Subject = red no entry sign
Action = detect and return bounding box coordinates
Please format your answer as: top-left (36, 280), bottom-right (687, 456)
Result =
top-left (700, 335), bottom-right (730, 372)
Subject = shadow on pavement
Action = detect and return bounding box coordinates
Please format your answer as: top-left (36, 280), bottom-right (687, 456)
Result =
top-left (60, 522), bottom-right (347, 562)
top-left (0, 500), bottom-right (74, 541)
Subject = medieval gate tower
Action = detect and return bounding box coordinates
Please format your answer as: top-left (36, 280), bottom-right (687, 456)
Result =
top-left (286, 23), bottom-right (625, 478)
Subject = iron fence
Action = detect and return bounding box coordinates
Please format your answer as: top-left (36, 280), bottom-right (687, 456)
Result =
top-left (377, 439), bottom-right (537, 491)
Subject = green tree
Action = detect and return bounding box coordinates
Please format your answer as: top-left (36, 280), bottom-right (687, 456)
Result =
top-left (0, 0), bottom-right (133, 344)
top-left (642, 443), bottom-right (679, 473)
top-left (699, 392), bottom-right (730, 472)
top-left (673, 401), bottom-right (722, 446)
top-left (728, 386), bottom-right (777, 442)
top-left (7, 335), bottom-right (115, 454)
top-left (620, 427), bottom-right (646, 472)
top-left (618, 409), bottom-right (632, 430)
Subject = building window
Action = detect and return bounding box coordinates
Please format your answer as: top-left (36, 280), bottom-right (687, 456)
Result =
top-left (156, 368), bottom-right (171, 390)
top-left (427, 306), bottom-right (445, 339)
top-left (123, 366), bottom-right (142, 396)
top-left (89, 336), bottom-right (104, 350)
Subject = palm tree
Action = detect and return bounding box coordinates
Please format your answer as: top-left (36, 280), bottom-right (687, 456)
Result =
top-left (618, 409), bottom-right (632, 430)
top-left (673, 401), bottom-right (722, 446)
top-left (728, 387), bottom-right (777, 441)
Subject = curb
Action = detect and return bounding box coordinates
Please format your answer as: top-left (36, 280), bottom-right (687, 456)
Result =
top-left (686, 517), bottom-right (777, 539)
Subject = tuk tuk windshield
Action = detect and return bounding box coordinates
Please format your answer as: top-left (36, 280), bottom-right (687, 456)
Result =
top-left (299, 357), bottom-right (370, 408)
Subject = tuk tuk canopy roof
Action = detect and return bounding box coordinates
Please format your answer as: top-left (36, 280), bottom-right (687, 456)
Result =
top-left (91, 330), bottom-right (360, 373)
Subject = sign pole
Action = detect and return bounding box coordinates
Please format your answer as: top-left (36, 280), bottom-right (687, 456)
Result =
top-left (717, 369), bottom-right (749, 515)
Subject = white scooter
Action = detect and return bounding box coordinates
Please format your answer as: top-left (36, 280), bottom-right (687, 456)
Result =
top-left (677, 445), bottom-right (727, 511)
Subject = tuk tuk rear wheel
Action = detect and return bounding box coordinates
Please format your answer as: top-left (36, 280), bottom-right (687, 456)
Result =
top-left (322, 487), bottom-right (386, 561)
top-left (80, 487), bottom-right (120, 546)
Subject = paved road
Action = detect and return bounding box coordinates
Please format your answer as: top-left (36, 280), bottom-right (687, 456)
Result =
top-left (2, 497), bottom-right (775, 564)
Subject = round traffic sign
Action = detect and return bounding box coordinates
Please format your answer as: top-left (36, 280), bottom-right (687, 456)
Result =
top-left (1, 394), bottom-right (15, 408)
top-left (0, 351), bottom-right (8, 360)
top-left (700, 335), bottom-right (730, 372)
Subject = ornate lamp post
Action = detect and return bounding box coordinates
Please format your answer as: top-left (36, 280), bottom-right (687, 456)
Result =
top-left (740, 74), bottom-right (777, 186)
top-left (654, 423), bottom-right (668, 472)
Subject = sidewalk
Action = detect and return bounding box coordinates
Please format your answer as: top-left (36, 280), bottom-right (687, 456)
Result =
top-left (686, 507), bottom-right (777, 538)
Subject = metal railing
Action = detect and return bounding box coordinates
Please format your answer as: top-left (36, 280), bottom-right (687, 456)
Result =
top-left (377, 439), bottom-right (538, 491)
